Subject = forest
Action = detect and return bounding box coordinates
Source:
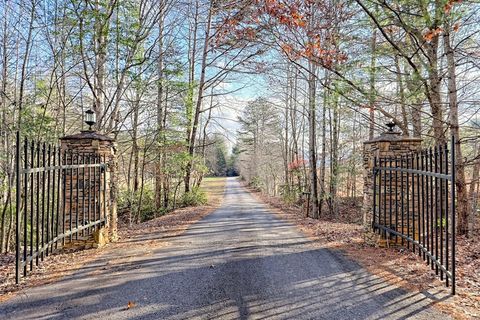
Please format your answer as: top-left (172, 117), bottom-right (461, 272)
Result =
top-left (1, 0), bottom-right (479, 254)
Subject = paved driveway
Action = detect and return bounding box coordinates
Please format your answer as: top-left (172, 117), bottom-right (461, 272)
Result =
top-left (0, 178), bottom-right (449, 319)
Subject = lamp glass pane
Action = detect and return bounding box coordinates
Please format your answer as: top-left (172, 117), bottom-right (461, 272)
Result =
top-left (85, 110), bottom-right (95, 124)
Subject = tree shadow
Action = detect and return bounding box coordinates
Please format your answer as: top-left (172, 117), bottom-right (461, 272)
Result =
top-left (0, 178), bottom-right (451, 319)
top-left (0, 244), bottom-right (450, 320)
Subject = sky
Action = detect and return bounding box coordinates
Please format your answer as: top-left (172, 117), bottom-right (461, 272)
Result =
top-left (210, 73), bottom-right (271, 152)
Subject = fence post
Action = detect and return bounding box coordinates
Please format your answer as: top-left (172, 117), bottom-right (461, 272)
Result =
top-left (362, 125), bottom-right (422, 234)
top-left (60, 131), bottom-right (117, 243)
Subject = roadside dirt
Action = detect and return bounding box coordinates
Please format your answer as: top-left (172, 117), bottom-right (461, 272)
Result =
top-left (0, 177), bottom-right (226, 302)
top-left (246, 185), bottom-right (480, 320)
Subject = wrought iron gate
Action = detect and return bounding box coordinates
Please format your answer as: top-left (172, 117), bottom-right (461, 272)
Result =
top-left (373, 136), bottom-right (456, 294)
top-left (15, 132), bottom-right (108, 283)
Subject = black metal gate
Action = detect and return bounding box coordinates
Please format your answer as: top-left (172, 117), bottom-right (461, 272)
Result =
top-left (15, 132), bottom-right (108, 283)
top-left (373, 136), bottom-right (456, 294)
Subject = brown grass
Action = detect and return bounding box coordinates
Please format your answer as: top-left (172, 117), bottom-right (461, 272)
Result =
top-left (202, 177), bottom-right (227, 207)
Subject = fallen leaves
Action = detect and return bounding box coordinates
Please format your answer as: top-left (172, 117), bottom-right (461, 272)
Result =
top-left (0, 247), bottom-right (103, 302)
top-left (246, 184), bottom-right (480, 320)
top-left (126, 301), bottom-right (136, 310)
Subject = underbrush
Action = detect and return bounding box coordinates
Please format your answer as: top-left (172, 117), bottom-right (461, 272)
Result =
top-left (254, 186), bottom-right (363, 224)
top-left (118, 187), bottom-right (157, 223)
top-left (180, 187), bottom-right (207, 207)
top-left (279, 185), bottom-right (301, 205)
top-left (118, 183), bottom-right (209, 224)
top-left (248, 176), bottom-right (263, 191)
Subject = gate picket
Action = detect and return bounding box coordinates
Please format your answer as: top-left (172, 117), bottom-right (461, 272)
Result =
top-left (373, 136), bottom-right (456, 294)
top-left (15, 132), bottom-right (108, 284)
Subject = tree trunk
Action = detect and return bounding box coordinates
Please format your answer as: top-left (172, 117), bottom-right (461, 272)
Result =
top-left (444, 28), bottom-right (470, 235)
top-left (307, 61), bottom-right (319, 219)
top-left (319, 74), bottom-right (328, 216)
top-left (0, 192), bottom-right (9, 253)
top-left (329, 93), bottom-right (339, 218)
top-left (132, 91), bottom-right (140, 194)
top-left (18, 0), bottom-right (36, 127)
top-left (394, 55), bottom-right (409, 135)
top-left (469, 145), bottom-right (480, 236)
top-left (283, 64), bottom-right (290, 188)
top-left (185, 2), bottom-right (212, 192)
top-left (156, 3), bottom-right (165, 209)
top-left (196, 90), bottom-right (214, 188)
top-left (163, 85), bottom-right (170, 208)
top-left (5, 192), bottom-right (14, 252)
top-left (290, 68), bottom-right (300, 190)
top-left (368, 26), bottom-right (376, 140)
top-left (92, 0), bottom-right (115, 130)
top-left (425, 37), bottom-right (446, 145)
top-left (0, 1), bottom-right (9, 253)
top-left (136, 152), bottom-right (147, 224)
top-left (184, 0), bottom-right (199, 192)
top-left (405, 61), bottom-right (423, 137)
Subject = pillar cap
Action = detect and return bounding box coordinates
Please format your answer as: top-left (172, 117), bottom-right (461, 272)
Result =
top-left (364, 132), bottom-right (422, 144)
top-left (60, 131), bottom-right (114, 142)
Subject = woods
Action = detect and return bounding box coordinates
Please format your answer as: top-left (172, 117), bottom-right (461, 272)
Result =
top-left (1, 0), bottom-right (480, 254)
top-left (230, 0), bottom-right (480, 234)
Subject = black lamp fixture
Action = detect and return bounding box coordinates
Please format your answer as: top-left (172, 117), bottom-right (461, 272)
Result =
top-left (386, 118), bottom-right (396, 132)
top-left (85, 108), bottom-right (96, 131)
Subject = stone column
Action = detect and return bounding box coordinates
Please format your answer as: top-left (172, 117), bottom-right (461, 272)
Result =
top-left (60, 131), bottom-right (118, 242)
top-left (362, 130), bottom-right (422, 231)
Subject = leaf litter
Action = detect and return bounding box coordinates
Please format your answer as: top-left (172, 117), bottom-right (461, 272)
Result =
top-left (246, 184), bottom-right (480, 320)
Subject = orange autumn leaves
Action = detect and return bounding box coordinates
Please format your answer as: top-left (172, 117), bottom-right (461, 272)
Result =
top-left (423, 0), bottom-right (462, 42)
top-left (260, 0), bottom-right (347, 66)
top-left (288, 159), bottom-right (307, 172)
top-left (444, 0), bottom-right (461, 14)
top-left (278, 12), bottom-right (306, 28)
top-left (261, 0), bottom-right (307, 28)
top-left (218, 0), bottom-right (347, 67)
top-left (280, 41), bottom-right (347, 68)
top-left (423, 27), bottom-right (444, 42)
top-left (423, 24), bottom-right (460, 42)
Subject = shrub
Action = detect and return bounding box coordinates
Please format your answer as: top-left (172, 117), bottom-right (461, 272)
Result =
top-left (249, 176), bottom-right (263, 191)
top-left (181, 187), bottom-right (207, 207)
top-left (118, 186), bottom-right (157, 223)
top-left (280, 184), bottom-right (300, 205)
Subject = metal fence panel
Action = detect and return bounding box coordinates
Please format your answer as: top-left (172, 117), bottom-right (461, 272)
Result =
top-left (15, 132), bottom-right (108, 283)
top-left (373, 136), bottom-right (456, 294)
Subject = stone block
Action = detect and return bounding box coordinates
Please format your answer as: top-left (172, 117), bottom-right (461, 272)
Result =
top-left (60, 131), bottom-right (117, 245)
top-left (363, 132), bottom-right (422, 232)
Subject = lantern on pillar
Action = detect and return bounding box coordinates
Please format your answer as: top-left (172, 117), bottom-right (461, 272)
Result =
top-left (85, 109), bottom-right (96, 131)
top-left (386, 119), bottom-right (396, 133)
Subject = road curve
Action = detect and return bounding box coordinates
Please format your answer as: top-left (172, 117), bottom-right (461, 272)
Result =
top-left (0, 177), bottom-right (449, 320)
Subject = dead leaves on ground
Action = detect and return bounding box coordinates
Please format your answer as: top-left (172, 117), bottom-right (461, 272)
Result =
top-left (0, 247), bottom-right (103, 301)
top-left (125, 301), bottom-right (136, 310)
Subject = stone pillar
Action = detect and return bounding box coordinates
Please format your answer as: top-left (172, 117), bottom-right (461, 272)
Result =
top-left (362, 130), bottom-right (422, 231)
top-left (60, 131), bottom-right (118, 242)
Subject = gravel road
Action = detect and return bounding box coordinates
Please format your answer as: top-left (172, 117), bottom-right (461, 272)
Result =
top-left (0, 177), bottom-right (450, 320)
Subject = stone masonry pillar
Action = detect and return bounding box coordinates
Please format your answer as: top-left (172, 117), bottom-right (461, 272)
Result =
top-left (60, 131), bottom-right (118, 242)
top-left (362, 129), bottom-right (422, 231)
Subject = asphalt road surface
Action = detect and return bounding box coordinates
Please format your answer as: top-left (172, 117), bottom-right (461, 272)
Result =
top-left (0, 178), bottom-right (450, 320)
